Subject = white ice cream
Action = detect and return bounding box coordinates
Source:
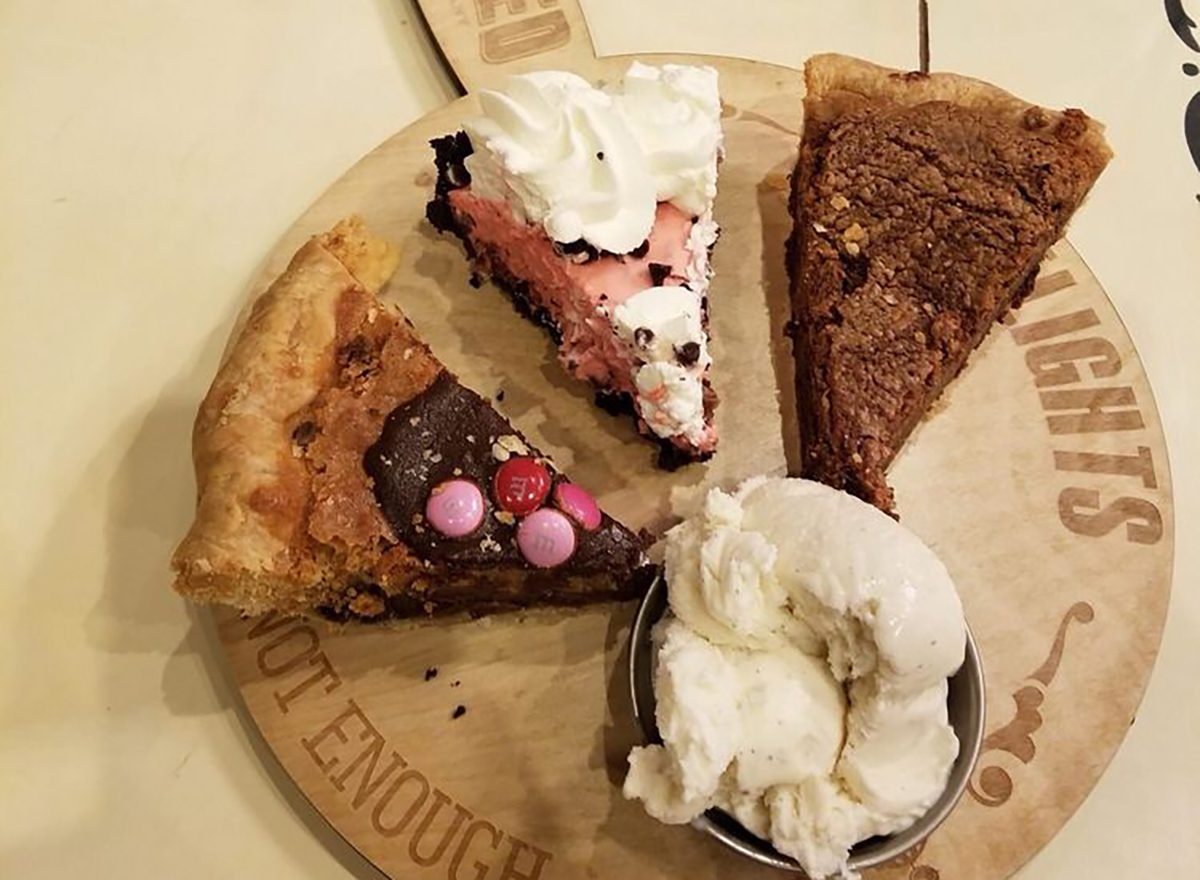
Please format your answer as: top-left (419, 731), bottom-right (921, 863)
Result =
top-left (624, 478), bottom-right (966, 880)
top-left (462, 63), bottom-right (722, 254)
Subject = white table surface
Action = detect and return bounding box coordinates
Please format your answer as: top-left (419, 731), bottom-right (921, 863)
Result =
top-left (2, 1), bottom-right (1197, 877)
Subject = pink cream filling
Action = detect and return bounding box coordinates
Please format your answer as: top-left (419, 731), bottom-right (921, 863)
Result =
top-left (449, 190), bottom-right (715, 452)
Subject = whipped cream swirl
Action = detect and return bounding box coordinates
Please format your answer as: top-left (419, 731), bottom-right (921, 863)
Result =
top-left (607, 62), bottom-right (722, 218)
top-left (462, 64), bottom-right (722, 254)
top-left (613, 285), bottom-right (711, 445)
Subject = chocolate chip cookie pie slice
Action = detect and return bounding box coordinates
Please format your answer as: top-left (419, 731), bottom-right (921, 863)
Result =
top-left (172, 217), bottom-right (647, 620)
top-left (788, 54), bottom-right (1113, 512)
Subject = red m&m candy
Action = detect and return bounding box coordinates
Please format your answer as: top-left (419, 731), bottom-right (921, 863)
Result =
top-left (493, 457), bottom-right (551, 516)
top-left (553, 483), bottom-right (602, 531)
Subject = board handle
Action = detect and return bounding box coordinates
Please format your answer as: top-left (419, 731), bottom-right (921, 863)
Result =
top-left (416, 0), bottom-right (602, 92)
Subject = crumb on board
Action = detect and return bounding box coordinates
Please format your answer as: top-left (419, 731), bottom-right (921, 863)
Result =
top-left (452, 705), bottom-right (467, 720)
top-left (424, 667), bottom-right (438, 681)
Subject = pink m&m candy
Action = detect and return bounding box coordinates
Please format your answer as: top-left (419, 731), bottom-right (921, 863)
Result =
top-left (493, 457), bottom-right (551, 516)
top-left (517, 508), bottom-right (577, 568)
top-left (553, 483), bottom-right (602, 531)
top-left (425, 480), bottom-right (485, 537)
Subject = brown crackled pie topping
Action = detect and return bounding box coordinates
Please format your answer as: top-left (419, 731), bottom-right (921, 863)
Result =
top-left (788, 55), bottom-right (1113, 512)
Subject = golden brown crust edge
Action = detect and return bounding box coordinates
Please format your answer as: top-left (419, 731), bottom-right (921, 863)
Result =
top-left (171, 217), bottom-right (400, 613)
top-left (318, 218), bottom-right (401, 296)
top-left (804, 53), bottom-right (1113, 164)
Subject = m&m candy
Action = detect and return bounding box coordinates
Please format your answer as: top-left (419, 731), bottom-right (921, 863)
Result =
top-left (516, 508), bottom-right (576, 568)
top-left (493, 457), bottom-right (551, 516)
top-left (425, 480), bottom-right (485, 537)
top-left (553, 483), bottom-right (602, 531)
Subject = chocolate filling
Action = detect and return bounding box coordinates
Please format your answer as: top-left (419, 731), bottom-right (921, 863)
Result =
top-left (364, 373), bottom-right (644, 573)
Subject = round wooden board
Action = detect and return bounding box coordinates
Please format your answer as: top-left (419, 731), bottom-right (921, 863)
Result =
top-left (213, 33), bottom-right (1174, 880)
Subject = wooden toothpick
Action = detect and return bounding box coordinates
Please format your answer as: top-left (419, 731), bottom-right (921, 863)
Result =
top-left (919, 0), bottom-right (931, 74)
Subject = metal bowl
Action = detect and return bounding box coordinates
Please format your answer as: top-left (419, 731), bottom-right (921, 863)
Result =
top-left (628, 572), bottom-right (986, 874)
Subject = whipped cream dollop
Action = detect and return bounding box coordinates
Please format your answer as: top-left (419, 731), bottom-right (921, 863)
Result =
top-left (624, 478), bottom-right (966, 880)
top-left (613, 285), bottom-right (710, 444)
top-left (607, 62), bottom-right (722, 218)
top-left (462, 64), bottom-right (722, 254)
top-left (683, 214), bottom-right (720, 296)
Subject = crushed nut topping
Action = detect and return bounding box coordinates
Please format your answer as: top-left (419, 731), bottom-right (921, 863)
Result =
top-left (491, 434), bottom-right (529, 462)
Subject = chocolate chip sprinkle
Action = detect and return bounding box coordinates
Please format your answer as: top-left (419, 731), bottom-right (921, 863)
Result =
top-left (424, 667), bottom-right (438, 681)
top-left (647, 262), bottom-right (672, 287)
top-left (557, 238), bottom-right (600, 262)
top-left (629, 239), bottom-right (650, 259)
top-left (634, 327), bottom-right (656, 348)
top-left (291, 420), bottom-right (318, 448)
top-left (339, 335), bottom-right (370, 365)
top-left (676, 341), bottom-right (701, 366)
top-left (596, 151), bottom-right (605, 161)
top-left (452, 705), bottom-right (467, 720)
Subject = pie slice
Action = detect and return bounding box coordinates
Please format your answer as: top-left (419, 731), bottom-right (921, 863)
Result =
top-left (172, 217), bottom-right (647, 620)
top-left (788, 54), bottom-right (1113, 512)
top-left (427, 63), bottom-right (723, 468)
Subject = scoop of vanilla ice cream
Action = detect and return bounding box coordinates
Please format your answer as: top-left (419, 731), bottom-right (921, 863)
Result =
top-left (663, 484), bottom-right (820, 653)
top-left (734, 478), bottom-right (965, 692)
top-left (625, 616), bottom-right (845, 822)
top-left (624, 477), bottom-right (966, 879)
top-left (766, 779), bottom-right (875, 879)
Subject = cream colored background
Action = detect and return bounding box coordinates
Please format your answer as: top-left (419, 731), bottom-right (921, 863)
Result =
top-left (1, 1), bottom-right (1196, 878)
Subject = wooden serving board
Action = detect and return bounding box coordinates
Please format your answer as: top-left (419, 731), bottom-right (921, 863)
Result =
top-left (213, 14), bottom-right (1174, 880)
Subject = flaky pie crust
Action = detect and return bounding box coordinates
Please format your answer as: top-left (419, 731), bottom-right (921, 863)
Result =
top-left (171, 217), bottom-right (404, 614)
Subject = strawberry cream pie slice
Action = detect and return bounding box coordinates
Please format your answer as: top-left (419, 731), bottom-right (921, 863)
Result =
top-left (427, 63), bottom-right (723, 467)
